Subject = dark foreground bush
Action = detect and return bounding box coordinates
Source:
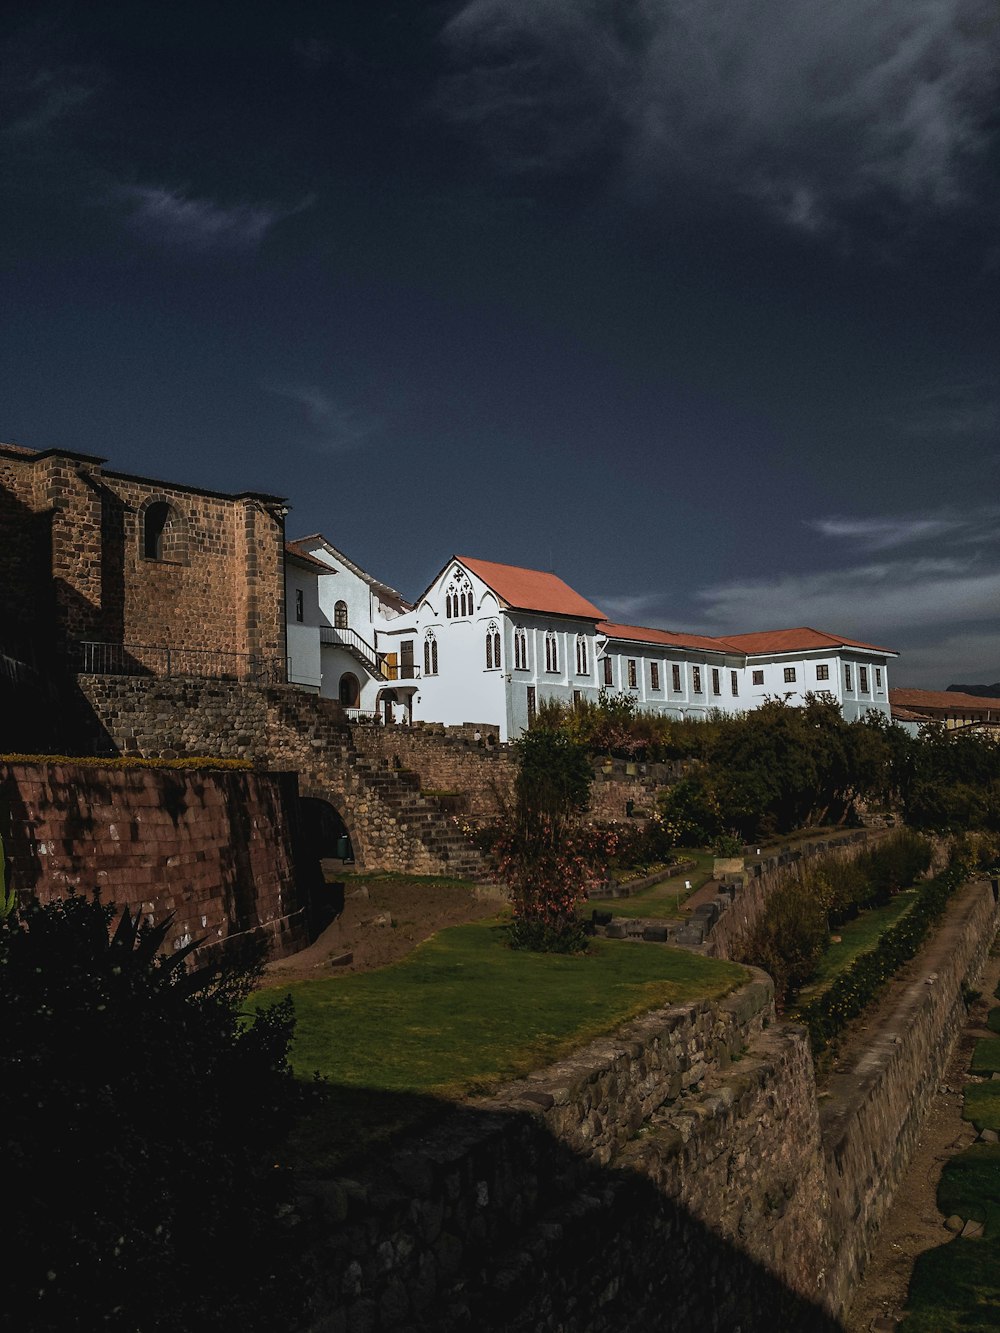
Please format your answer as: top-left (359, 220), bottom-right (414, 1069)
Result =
top-left (0, 895), bottom-right (305, 1333)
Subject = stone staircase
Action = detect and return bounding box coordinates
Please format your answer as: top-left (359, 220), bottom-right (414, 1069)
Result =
top-left (261, 688), bottom-right (485, 877)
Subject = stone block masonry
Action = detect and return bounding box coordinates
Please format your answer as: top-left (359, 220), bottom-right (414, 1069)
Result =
top-left (0, 760), bottom-right (309, 964)
top-left (294, 880), bottom-right (1000, 1329)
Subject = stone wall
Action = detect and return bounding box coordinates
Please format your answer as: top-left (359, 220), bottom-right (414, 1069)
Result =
top-left (820, 876), bottom-right (1000, 1311)
top-left (0, 442), bottom-right (286, 675)
top-left (0, 759), bottom-right (310, 963)
top-left (294, 878), bottom-right (1000, 1329)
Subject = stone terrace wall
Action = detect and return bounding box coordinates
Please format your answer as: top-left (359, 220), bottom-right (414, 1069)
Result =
top-left (0, 760), bottom-right (308, 963)
top-left (821, 876), bottom-right (1000, 1312)
top-left (347, 722), bottom-right (514, 819)
top-left (704, 830), bottom-right (878, 959)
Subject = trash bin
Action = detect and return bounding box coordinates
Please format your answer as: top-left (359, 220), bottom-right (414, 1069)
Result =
top-left (336, 835), bottom-right (351, 860)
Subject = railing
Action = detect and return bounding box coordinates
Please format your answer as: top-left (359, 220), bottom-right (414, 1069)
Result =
top-left (77, 641), bottom-right (286, 685)
top-left (318, 626), bottom-right (419, 681)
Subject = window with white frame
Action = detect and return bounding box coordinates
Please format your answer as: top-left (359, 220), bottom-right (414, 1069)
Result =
top-left (875, 667), bottom-right (882, 688)
top-left (692, 665), bottom-right (702, 693)
top-left (816, 663), bottom-right (829, 681)
top-left (445, 568), bottom-right (473, 619)
top-left (485, 622), bottom-right (501, 670)
top-left (671, 663), bottom-right (681, 692)
top-left (783, 667), bottom-right (797, 683)
top-left (712, 668), bottom-right (721, 695)
top-left (545, 631), bottom-right (559, 673)
top-left (513, 628), bottom-right (527, 671)
top-left (844, 664), bottom-right (853, 690)
top-left (627, 659), bottom-right (637, 688)
top-left (731, 670), bottom-right (739, 696)
top-left (423, 630), bottom-right (438, 676)
top-left (859, 666), bottom-right (869, 692)
top-left (752, 669), bottom-right (764, 685)
top-left (650, 662), bottom-right (660, 690)
top-left (575, 634), bottom-right (589, 676)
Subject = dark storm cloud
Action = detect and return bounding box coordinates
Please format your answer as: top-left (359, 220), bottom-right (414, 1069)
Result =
top-left (442, 0), bottom-right (1000, 234)
top-left (264, 384), bottom-right (383, 454)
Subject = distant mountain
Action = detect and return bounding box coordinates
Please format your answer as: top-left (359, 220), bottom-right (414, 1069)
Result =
top-left (947, 683), bottom-right (1000, 698)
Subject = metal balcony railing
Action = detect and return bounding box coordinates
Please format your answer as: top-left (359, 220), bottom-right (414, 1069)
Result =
top-left (77, 641), bottom-right (286, 685)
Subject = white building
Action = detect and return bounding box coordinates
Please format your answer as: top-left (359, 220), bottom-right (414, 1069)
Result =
top-left (283, 543), bottom-right (897, 739)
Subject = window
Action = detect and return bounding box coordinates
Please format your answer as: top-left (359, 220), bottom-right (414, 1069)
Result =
top-left (671, 664), bottom-right (681, 692)
top-left (712, 668), bottom-right (721, 696)
top-left (692, 666), bottom-right (702, 693)
top-left (844, 664), bottom-right (853, 691)
top-left (334, 600), bottom-right (348, 629)
top-left (545, 631), bottom-right (559, 673)
top-left (295, 588), bottom-right (304, 623)
top-left (875, 667), bottom-right (882, 688)
top-left (423, 631), bottom-right (438, 676)
top-left (485, 622), bottom-right (501, 670)
top-left (526, 685), bottom-right (536, 725)
top-left (731, 670), bottom-right (739, 696)
top-left (783, 667), bottom-right (797, 684)
top-left (573, 689), bottom-right (583, 708)
top-left (445, 569), bottom-right (473, 618)
top-left (514, 628), bottom-right (527, 671)
top-left (603, 657), bottom-right (613, 686)
top-left (627, 659), bottom-right (637, 689)
top-left (752, 669), bottom-right (764, 686)
top-left (575, 634), bottom-right (589, 676)
top-left (650, 662), bottom-right (660, 690)
top-left (142, 501), bottom-right (171, 560)
top-left (859, 666), bottom-right (869, 692)
top-left (338, 673), bottom-right (360, 707)
top-left (816, 664), bottom-right (829, 681)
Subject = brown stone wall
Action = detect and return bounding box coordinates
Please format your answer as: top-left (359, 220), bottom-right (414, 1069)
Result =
top-left (0, 444), bottom-right (286, 678)
top-left (0, 760), bottom-right (309, 962)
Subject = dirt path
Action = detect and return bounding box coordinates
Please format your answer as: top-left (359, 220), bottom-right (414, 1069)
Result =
top-left (844, 946), bottom-right (1000, 1331)
top-left (259, 876), bottom-right (505, 987)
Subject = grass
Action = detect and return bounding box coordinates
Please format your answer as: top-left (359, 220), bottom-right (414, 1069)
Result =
top-left (793, 890), bottom-right (919, 1003)
top-left (329, 869), bottom-right (481, 890)
top-left (971, 1038), bottom-right (1000, 1076)
top-left (250, 918), bottom-right (746, 1171)
top-left (962, 1083), bottom-right (1000, 1134)
top-left (587, 848), bottom-right (715, 921)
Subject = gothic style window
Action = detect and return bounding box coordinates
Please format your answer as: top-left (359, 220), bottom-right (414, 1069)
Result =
top-left (513, 628), bottom-right (527, 671)
top-left (485, 622), bottom-right (501, 670)
top-left (334, 601), bottom-right (348, 629)
top-left (446, 569), bottom-right (474, 619)
top-left (575, 634), bottom-right (588, 676)
top-left (421, 632), bottom-right (438, 675)
top-left (446, 593), bottom-right (453, 618)
top-left (545, 631), bottom-right (558, 673)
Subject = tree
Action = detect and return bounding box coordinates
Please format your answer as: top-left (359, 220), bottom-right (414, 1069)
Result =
top-left (0, 895), bottom-right (304, 1333)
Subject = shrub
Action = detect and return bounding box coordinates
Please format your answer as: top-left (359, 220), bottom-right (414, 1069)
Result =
top-left (737, 882), bottom-right (829, 1005)
top-left (0, 895), bottom-right (304, 1332)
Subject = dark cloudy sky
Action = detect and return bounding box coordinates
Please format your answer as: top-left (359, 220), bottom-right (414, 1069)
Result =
top-left (3, 0), bottom-right (999, 686)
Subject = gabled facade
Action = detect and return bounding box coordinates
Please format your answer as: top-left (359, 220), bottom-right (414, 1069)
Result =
top-left (283, 543), bottom-right (899, 738)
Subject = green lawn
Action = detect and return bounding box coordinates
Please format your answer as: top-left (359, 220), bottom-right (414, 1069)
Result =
top-left (971, 1038), bottom-right (1000, 1076)
top-left (793, 890), bottom-right (919, 1004)
top-left (250, 919), bottom-right (746, 1170)
top-left (962, 1083), bottom-right (1000, 1134)
top-left (587, 849), bottom-right (715, 921)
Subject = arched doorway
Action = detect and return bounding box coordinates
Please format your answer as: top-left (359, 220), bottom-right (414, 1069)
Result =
top-left (375, 688), bottom-right (398, 725)
top-left (298, 796), bottom-right (357, 937)
top-left (339, 672), bottom-right (360, 708)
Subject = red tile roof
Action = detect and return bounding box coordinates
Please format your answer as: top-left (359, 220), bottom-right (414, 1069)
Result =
top-left (889, 688), bottom-right (1000, 714)
top-left (598, 622), bottom-right (736, 654)
top-left (721, 627), bottom-right (897, 656)
top-left (890, 704), bottom-right (934, 722)
top-left (457, 556), bottom-right (605, 620)
top-left (285, 541), bottom-right (337, 573)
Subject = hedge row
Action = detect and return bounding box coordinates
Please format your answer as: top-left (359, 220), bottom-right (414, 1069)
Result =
top-left (799, 861), bottom-right (968, 1055)
top-left (0, 753), bottom-right (253, 771)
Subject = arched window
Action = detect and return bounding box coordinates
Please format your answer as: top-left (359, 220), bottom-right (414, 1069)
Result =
top-left (513, 628), bottom-right (527, 671)
top-left (485, 622), bottom-right (500, 670)
top-left (446, 593), bottom-right (453, 618)
top-left (143, 501), bottom-right (170, 560)
top-left (575, 634), bottom-right (589, 676)
top-left (423, 631), bottom-right (438, 676)
top-left (338, 673), bottom-right (360, 707)
top-left (445, 570), bottom-right (473, 618)
top-left (545, 631), bottom-right (558, 673)
top-left (334, 601), bottom-right (348, 629)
